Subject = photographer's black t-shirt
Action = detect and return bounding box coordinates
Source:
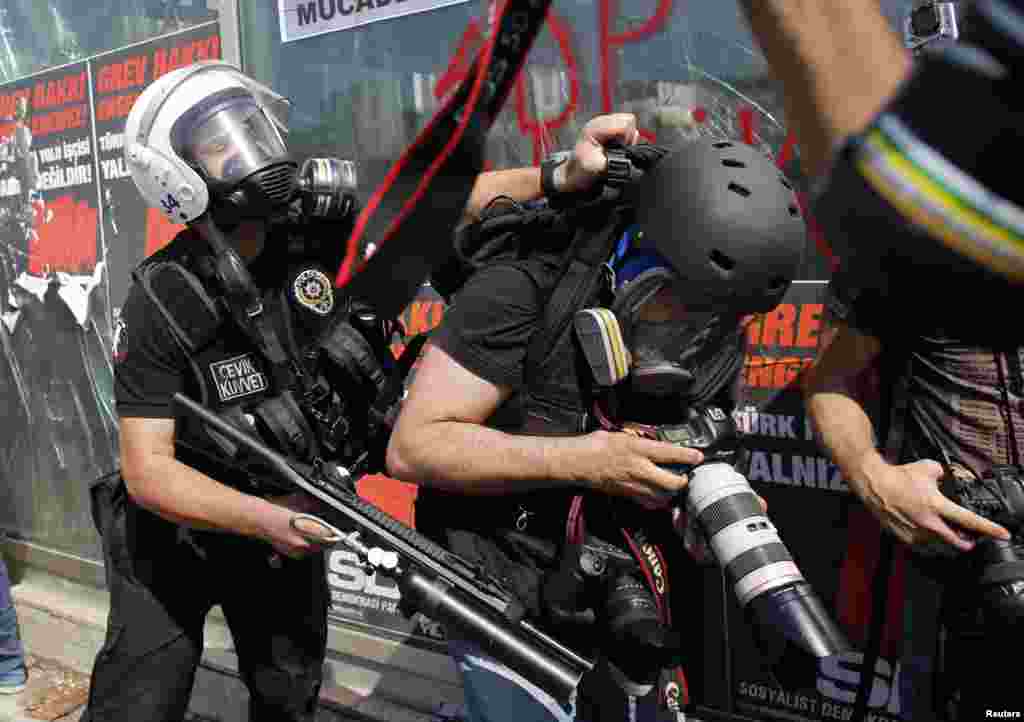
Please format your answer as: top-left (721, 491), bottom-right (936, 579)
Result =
top-left (827, 253), bottom-right (1024, 477)
top-left (430, 260), bottom-right (551, 397)
top-left (420, 253), bottom-right (577, 529)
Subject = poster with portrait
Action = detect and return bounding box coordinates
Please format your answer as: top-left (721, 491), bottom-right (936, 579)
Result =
top-left (0, 20), bottom-right (221, 559)
top-left (0, 61), bottom-right (98, 277)
top-left (0, 59), bottom-right (117, 552)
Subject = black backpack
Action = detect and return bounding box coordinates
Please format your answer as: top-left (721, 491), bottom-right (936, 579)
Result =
top-left (421, 144), bottom-right (670, 389)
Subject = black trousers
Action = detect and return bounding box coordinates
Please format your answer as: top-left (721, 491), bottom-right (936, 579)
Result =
top-left (81, 476), bottom-right (328, 722)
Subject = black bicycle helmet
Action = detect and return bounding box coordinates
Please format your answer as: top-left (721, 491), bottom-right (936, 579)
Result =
top-left (623, 139), bottom-right (806, 314)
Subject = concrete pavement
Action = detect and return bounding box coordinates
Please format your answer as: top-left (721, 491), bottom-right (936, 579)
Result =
top-left (0, 654), bottom-right (85, 722)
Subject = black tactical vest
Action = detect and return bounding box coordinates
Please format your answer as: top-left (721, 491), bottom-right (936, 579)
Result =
top-left (132, 229), bottom-right (342, 493)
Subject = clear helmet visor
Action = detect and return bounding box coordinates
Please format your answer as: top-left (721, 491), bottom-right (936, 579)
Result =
top-left (179, 96), bottom-right (289, 183)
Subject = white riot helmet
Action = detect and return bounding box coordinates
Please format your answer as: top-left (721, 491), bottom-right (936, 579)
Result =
top-left (124, 60), bottom-right (296, 229)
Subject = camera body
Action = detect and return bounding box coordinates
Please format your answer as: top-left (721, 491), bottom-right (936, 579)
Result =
top-left (652, 404), bottom-right (745, 472)
top-left (544, 531), bottom-right (681, 688)
top-left (939, 465), bottom-right (1024, 628)
top-left (545, 405), bottom-right (849, 689)
top-left (541, 407), bottom-right (741, 690)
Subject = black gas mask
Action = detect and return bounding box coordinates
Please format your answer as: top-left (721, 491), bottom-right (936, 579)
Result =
top-left (173, 88), bottom-right (299, 231)
top-left (588, 261), bottom-right (745, 418)
top-left (608, 265), bottom-right (694, 398)
top-left (172, 88), bottom-right (360, 237)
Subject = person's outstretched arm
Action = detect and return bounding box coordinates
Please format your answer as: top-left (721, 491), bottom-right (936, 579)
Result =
top-left (738, 1), bottom-right (912, 178)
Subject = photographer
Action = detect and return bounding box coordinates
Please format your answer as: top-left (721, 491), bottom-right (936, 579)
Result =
top-left (802, 227), bottom-right (1024, 719)
top-left (730, 0), bottom-right (1024, 718)
top-left (82, 60), bottom-right (555, 722)
top-left (386, 118), bottom-right (806, 721)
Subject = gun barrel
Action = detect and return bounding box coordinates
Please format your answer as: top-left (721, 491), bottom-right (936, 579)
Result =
top-left (400, 569), bottom-right (590, 704)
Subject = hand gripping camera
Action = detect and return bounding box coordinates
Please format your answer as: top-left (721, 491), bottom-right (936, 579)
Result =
top-left (571, 306), bottom-right (850, 682)
top-left (543, 403), bottom-right (851, 689)
top-left (939, 466), bottom-right (1024, 629)
top-left (656, 406), bottom-right (852, 674)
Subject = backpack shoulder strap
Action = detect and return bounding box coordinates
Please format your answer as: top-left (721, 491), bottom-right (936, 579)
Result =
top-left (416, 199), bottom-right (626, 414)
top-left (526, 202), bottom-right (630, 381)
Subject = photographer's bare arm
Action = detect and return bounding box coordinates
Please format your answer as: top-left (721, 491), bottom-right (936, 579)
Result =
top-left (385, 344), bottom-right (702, 509)
top-left (802, 321), bottom-right (1009, 551)
top-left (737, 0), bottom-right (911, 178)
top-left (120, 416), bottom-right (331, 559)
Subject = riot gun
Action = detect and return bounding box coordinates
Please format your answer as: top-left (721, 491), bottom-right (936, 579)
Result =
top-left (172, 391), bottom-right (593, 706)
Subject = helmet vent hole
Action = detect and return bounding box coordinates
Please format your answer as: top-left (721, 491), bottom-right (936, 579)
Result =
top-left (788, 204), bottom-right (801, 217)
top-left (709, 249), bottom-right (736, 273)
top-left (714, 141), bottom-right (733, 149)
top-left (728, 182), bottom-right (751, 198)
top-left (722, 159), bottom-right (746, 168)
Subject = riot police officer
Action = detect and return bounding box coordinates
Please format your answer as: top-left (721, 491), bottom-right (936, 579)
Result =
top-left (82, 59), bottom-right (341, 722)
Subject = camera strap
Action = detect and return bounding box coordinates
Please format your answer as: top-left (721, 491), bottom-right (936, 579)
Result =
top-left (588, 407), bottom-right (703, 712)
top-left (625, 526), bottom-right (691, 720)
top-left (334, 0), bottom-right (554, 320)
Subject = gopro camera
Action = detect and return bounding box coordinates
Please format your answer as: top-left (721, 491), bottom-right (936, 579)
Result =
top-left (905, 1), bottom-right (961, 52)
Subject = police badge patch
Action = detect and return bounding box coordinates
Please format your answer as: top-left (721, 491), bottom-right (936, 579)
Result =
top-left (292, 267), bottom-right (334, 316)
